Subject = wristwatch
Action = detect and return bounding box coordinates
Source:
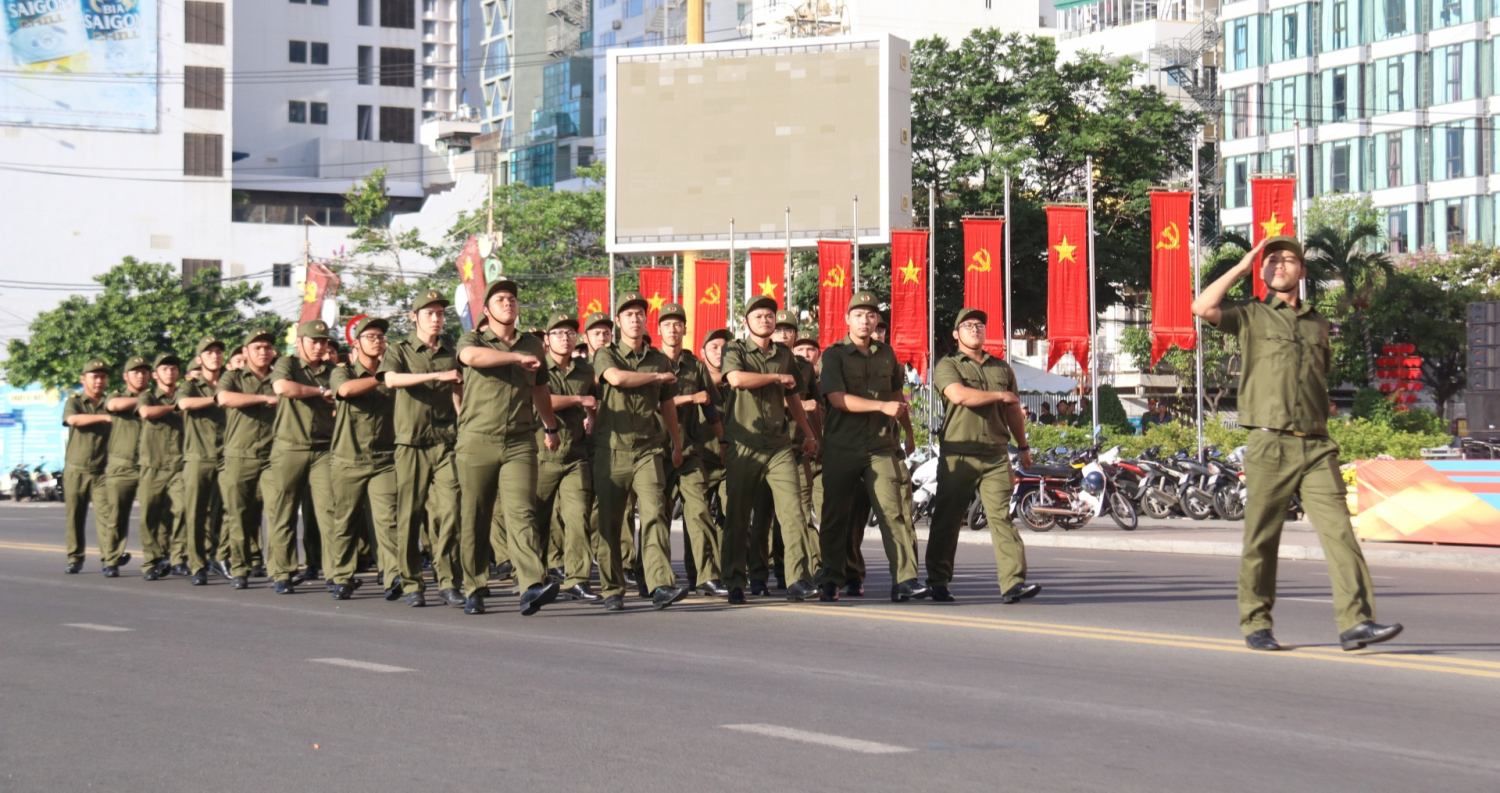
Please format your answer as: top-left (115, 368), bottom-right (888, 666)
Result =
top-left (543, 426), bottom-right (559, 435)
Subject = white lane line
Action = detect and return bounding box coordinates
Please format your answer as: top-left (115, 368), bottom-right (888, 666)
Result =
top-left (1052, 557), bottom-right (1114, 563)
top-left (307, 658), bottom-right (414, 673)
top-left (720, 724), bottom-right (912, 754)
top-left (63, 623), bottom-right (132, 632)
top-left (1282, 597), bottom-right (1335, 603)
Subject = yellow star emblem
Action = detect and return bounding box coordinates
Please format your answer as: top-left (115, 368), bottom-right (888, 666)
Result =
top-left (1053, 236), bottom-right (1077, 263)
top-left (899, 257), bottom-right (921, 284)
top-left (1260, 212), bottom-right (1285, 238)
top-left (758, 276), bottom-right (778, 297)
top-left (647, 291), bottom-right (666, 313)
top-left (967, 249), bottom-right (991, 273)
top-left (460, 257), bottom-right (474, 281)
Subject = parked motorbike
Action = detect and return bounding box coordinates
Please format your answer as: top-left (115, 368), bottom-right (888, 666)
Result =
top-left (9, 463), bottom-right (37, 501)
top-left (34, 462), bottom-right (60, 502)
top-left (1013, 445), bottom-right (1137, 532)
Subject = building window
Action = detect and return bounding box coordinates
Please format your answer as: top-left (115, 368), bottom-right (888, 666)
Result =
top-left (1229, 89), bottom-right (1249, 138)
top-left (598, 30), bottom-right (616, 47)
top-left (182, 259), bottom-right (220, 285)
top-left (625, 0), bottom-right (643, 17)
top-left (460, 0), bottom-right (469, 76)
top-left (289, 100), bottom-right (308, 123)
top-left (311, 42), bottom-right (329, 64)
top-left (423, 20), bottom-right (436, 36)
top-left (1446, 203), bottom-right (1464, 247)
top-left (184, 1), bottom-right (225, 44)
top-left (1332, 0), bottom-right (1349, 49)
top-left (1447, 47), bottom-right (1463, 102)
top-left (738, 1), bottom-right (748, 21)
top-left (1389, 211), bottom-right (1408, 252)
top-left (272, 264), bottom-right (293, 287)
top-left (311, 102), bottom-right (328, 124)
top-left (289, 40), bottom-right (307, 63)
top-left (291, 0), bottom-right (305, 4)
top-left (183, 133), bottom-right (223, 177)
top-left (1331, 143), bottom-right (1351, 191)
top-left (423, 64), bottom-right (436, 81)
top-left (358, 46), bottom-right (374, 84)
top-left (1447, 125), bottom-right (1465, 178)
top-left (184, 66), bottom-right (224, 110)
top-left (379, 106), bottom-right (415, 143)
top-left (1387, 61), bottom-right (1404, 112)
top-left (423, 42), bottom-right (436, 59)
top-left (1388, 135), bottom-right (1403, 186)
top-left (381, 0), bottom-right (415, 28)
top-left (359, 0), bottom-right (373, 25)
top-left (1384, 0), bottom-right (1406, 35)
top-left (357, 105), bottom-right (374, 140)
top-left (423, 88), bottom-right (436, 106)
top-left (423, 0), bottom-right (435, 12)
top-left (1332, 71), bottom-right (1347, 121)
top-left (312, 0), bottom-right (327, 5)
top-left (380, 47), bottom-right (416, 86)
top-left (1440, 0), bottom-right (1462, 26)
top-left (1282, 13), bottom-right (1298, 60)
top-left (1281, 82), bottom-right (1296, 129)
top-left (1232, 160), bottom-right (1248, 206)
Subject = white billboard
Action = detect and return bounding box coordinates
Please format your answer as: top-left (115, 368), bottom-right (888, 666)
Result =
top-left (1, 0), bottom-right (159, 130)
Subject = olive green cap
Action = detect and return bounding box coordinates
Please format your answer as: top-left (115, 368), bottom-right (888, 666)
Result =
top-left (195, 336), bottom-right (226, 355)
top-left (153, 353), bottom-right (182, 369)
top-left (243, 328), bottom-right (275, 345)
top-left (774, 309), bottom-right (798, 329)
top-left (954, 307), bottom-right (988, 330)
top-left (81, 358), bottom-right (110, 376)
top-left (350, 316), bottom-right (390, 339)
top-left (187, 356), bottom-right (201, 370)
top-left (484, 279), bottom-right (520, 303)
top-left (585, 311), bottom-right (613, 331)
top-left (412, 288), bottom-right (450, 313)
top-left (793, 336), bottom-right (818, 349)
top-left (123, 355), bottom-right (150, 372)
top-left (548, 312), bottom-right (580, 332)
top-left (702, 328), bottom-right (732, 346)
top-left (1262, 235), bottom-right (1304, 261)
top-left (658, 302), bottom-right (687, 324)
top-left (526, 326), bottom-right (546, 338)
top-left (616, 291), bottom-right (648, 315)
top-left (745, 294), bottom-right (778, 316)
top-left (848, 291), bottom-right (880, 313)
top-left (298, 319), bottom-right (333, 340)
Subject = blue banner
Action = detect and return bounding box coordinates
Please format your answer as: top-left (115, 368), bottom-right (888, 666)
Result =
top-left (1, 0), bottom-right (159, 130)
top-left (0, 383), bottom-right (68, 473)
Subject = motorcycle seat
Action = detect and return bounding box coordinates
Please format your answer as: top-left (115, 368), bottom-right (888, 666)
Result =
top-left (1026, 465), bottom-right (1080, 479)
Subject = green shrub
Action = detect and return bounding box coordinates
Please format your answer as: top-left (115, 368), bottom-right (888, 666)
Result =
top-left (1096, 384), bottom-right (1135, 437)
top-left (1351, 386), bottom-right (1395, 424)
top-left (1390, 407), bottom-right (1447, 435)
top-left (1328, 418), bottom-right (1451, 463)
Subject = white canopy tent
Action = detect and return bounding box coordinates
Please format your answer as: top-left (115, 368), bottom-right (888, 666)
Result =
top-left (1012, 362), bottom-right (1078, 394)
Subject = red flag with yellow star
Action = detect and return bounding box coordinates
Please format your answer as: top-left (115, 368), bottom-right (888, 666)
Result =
top-left (299, 260), bottom-right (340, 325)
top-left (638, 268), bottom-right (673, 331)
top-left (456, 235), bottom-right (487, 325)
top-left (890, 229), bottom-right (929, 379)
top-left (576, 277), bottom-right (609, 325)
top-left (817, 240), bottom-right (853, 348)
top-left (749, 251), bottom-right (785, 309)
top-left (1046, 205), bottom-right (1090, 375)
top-left (692, 259), bottom-right (729, 352)
top-left (1251, 178), bottom-right (1296, 300)
top-left (1150, 192), bottom-right (1196, 367)
top-left (962, 219), bottom-right (1006, 358)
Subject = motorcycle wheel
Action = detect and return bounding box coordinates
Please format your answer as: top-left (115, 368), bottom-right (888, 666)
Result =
top-left (1184, 492), bottom-right (1215, 520)
top-left (1140, 488), bottom-right (1174, 520)
top-left (1213, 489), bottom-right (1245, 521)
top-left (1018, 491), bottom-right (1056, 532)
top-left (1109, 491), bottom-right (1138, 531)
top-left (966, 496), bottom-right (987, 531)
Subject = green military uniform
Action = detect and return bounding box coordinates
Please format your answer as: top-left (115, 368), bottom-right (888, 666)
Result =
top-left (136, 354), bottom-right (186, 573)
top-left (99, 356), bottom-right (151, 569)
top-left (720, 298), bottom-right (816, 597)
top-left (816, 293), bottom-right (920, 593)
top-left (927, 309), bottom-right (1029, 594)
top-left (535, 312), bottom-right (598, 592)
top-left (328, 317), bottom-right (399, 590)
top-left (1215, 292), bottom-right (1376, 636)
top-left (592, 293), bottom-right (680, 600)
top-left (660, 304), bottom-right (724, 590)
top-left (750, 315), bottom-right (822, 586)
top-left (216, 333), bottom-right (277, 579)
top-left (684, 328), bottom-right (731, 587)
top-left (379, 291), bottom-right (462, 599)
top-left (582, 312), bottom-right (640, 583)
top-left (176, 337), bottom-right (228, 577)
top-left (454, 282), bottom-right (552, 600)
top-left (61, 360), bottom-right (112, 569)
top-left (264, 321), bottom-right (337, 584)
top-left (793, 336), bottom-right (825, 535)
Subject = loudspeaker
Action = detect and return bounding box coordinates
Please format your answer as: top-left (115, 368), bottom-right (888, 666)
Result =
top-left (1468, 301), bottom-right (1500, 439)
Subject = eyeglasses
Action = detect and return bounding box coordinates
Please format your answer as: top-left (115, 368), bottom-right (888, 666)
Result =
top-left (549, 328), bottom-right (578, 337)
top-left (958, 322), bottom-right (986, 332)
top-left (358, 334), bottom-right (388, 343)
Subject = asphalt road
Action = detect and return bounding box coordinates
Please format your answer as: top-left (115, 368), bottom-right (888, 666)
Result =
top-left (4, 501), bottom-right (1500, 792)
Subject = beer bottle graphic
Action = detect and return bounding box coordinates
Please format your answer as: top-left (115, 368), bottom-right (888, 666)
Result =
top-left (5, 0), bottom-right (90, 70)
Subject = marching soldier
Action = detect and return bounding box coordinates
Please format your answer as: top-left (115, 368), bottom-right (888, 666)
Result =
top-left (264, 320), bottom-right (338, 594)
top-left (536, 311), bottom-right (602, 602)
top-left (584, 310), bottom-right (640, 589)
top-left (176, 337), bottom-right (228, 584)
top-left (454, 279), bottom-right (564, 615)
top-left (748, 311), bottom-right (821, 589)
top-left (720, 296), bottom-right (820, 604)
top-left (792, 335), bottom-right (824, 533)
top-left (99, 356), bottom-right (151, 578)
top-left (658, 302), bottom-right (727, 596)
top-left (1193, 236), bottom-right (1402, 651)
top-left (61, 359), bottom-right (113, 575)
top-left (816, 292), bottom-right (927, 603)
top-left (216, 329), bottom-right (279, 588)
top-left (592, 291), bottom-right (688, 611)
top-left (380, 290), bottom-right (464, 607)
top-left (135, 353), bottom-right (187, 580)
top-left (927, 308), bottom-right (1040, 604)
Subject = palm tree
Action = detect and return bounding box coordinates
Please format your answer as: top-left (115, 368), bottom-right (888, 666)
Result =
top-left (1303, 221), bottom-right (1393, 386)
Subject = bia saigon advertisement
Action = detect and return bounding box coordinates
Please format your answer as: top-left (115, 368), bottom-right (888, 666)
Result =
top-left (1, 0), bottom-right (158, 130)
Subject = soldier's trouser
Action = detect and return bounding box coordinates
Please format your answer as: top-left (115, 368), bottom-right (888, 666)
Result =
top-left (1240, 431), bottom-right (1375, 635)
top-left (818, 449), bottom-right (918, 587)
top-left (137, 465), bottom-right (183, 566)
top-left (396, 443), bottom-right (460, 595)
top-left (63, 468), bottom-right (106, 565)
top-left (594, 447), bottom-right (673, 597)
top-left (297, 490), bottom-right (324, 572)
top-left (621, 492), bottom-right (639, 576)
top-left (182, 459), bottom-right (222, 575)
top-left (926, 452), bottom-right (1024, 591)
top-left (221, 456), bottom-right (269, 577)
top-left (722, 444), bottom-right (813, 591)
top-left (99, 463), bottom-right (139, 567)
top-left (803, 458), bottom-right (821, 570)
top-left (489, 493), bottom-right (511, 572)
top-left (669, 455), bottom-right (720, 586)
top-left (546, 496), bottom-right (566, 571)
top-left (537, 459), bottom-right (594, 589)
top-left (330, 460), bottom-right (398, 585)
top-left (264, 448), bottom-right (335, 583)
top-left (749, 480), bottom-right (782, 583)
top-left (458, 437), bottom-right (545, 597)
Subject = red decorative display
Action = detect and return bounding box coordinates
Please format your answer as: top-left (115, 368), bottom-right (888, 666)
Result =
top-left (1045, 205), bottom-right (1091, 375)
top-left (638, 267), bottom-right (673, 331)
top-left (455, 235), bottom-right (487, 325)
top-left (748, 251), bottom-right (785, 309)
top-left (962, 218), bottom-right (1007, 359)
top-left (817, 240), bottom-right (853, 348)
top-left (890, 229), bottom-right (930, 380)
top-left (692, 259), bottom-right (729, 352)
top-left (1251, 178), bottom-right (1297, 300)
top-left (1149, 191), bottom-right (1196, 366)
top-left (575, 277), bottom-right (610, 324)
top-left (1376, 344), bottom-right (1423, 410)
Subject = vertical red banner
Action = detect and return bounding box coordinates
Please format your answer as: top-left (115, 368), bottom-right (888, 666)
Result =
top-left (748, 251), bottom-right (786, 309)
top-left (1046, 205), bottom-right (1091, 375)
top-left (1251, 178), bottom-right (1297, 300)
top-left (299, 261), bottom-right (339, 325)
top-left (817, 240), bottom-right (853, 348)
top-left (455, 235), bottom-right (487, 326)
top-left (962, 218), bottom-right (1007, 359)
top-left (890, 229), bottom-right (930, 379)
top-left (637, 267), bottom-right (673, 331)
top-left (1150, 192), bottom-right (1197, 367)
top-left (692, 259), bottom-right (729, 352)
top-left (576, 277), bottom-right (610, 324)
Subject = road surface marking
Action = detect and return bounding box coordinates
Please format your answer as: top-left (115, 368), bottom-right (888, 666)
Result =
top-left (720, 724), bottom-right (911, 754)
top-left (64, 623), bottom-right (132, 632)
top-left (1282, 597), bottom-right (1335, 603)
top-left (1052, 557), bottom-right (1115, 563)
top-left (307, 658), bottom-right (413, 673)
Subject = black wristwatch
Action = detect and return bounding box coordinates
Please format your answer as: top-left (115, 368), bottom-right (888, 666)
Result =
top-left (1016, 445), bottom-right (1029, 452)
top-left (543, 427), bottom-right (559, 435)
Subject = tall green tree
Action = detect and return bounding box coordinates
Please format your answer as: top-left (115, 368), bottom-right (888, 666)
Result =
top-left (5, 259), bottom-right (286, 391)
top-left (335, 169), bottom-right (454, 338)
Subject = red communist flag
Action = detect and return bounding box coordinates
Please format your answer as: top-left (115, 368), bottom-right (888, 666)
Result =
top-left (962, 218), bottom-right (1006, 358)
top-left (455, 235), bottom-right (487, 326)
top-left (576, 277), bottom-right (609, 324)
top-left (1251, 178), bottom-right (1296, 300)
top-left (693, 259), bottom-right (728, 352)
top-left (1150, 192), bottom-right (1196, 367)
top-left (1046, 205), bottom-right (1090, 375)
top-left (638, 268), bottom-right (673, 331)
top-left (749, 251), bottom-right (786, 309)
top-left (299, 260), bottom-right (340, 325)
top-left (890, 229), bottom-right (930, 380)
top-left (818, 240), bottom-right (853, 348)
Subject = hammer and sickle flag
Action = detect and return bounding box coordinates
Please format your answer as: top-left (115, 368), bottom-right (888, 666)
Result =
top-left (1149, 192), bottom-right (1196, 367)
top-left (692, 258), bottom-right (729, 352)
top-left (456, 235), bottom-right (488, 326)
top-left (818, 240), bottom-right (853, 348)
top-left (576, 277), bottom-right (610, 326)
top-left (1250, 178), bottom-right (1297, 300)
top-left (962, 218), bottom-right (1007, 358)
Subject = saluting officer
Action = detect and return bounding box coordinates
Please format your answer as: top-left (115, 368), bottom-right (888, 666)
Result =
top-left (657, 302), bottom-right (727, 596)
top-left (62, 359), bottom-right (113, 575)
top-left (454, 279), bottom-right (564, 616)
top-left (816, 292), bottom-right (927, 603)
top-left (720, 295), bottom-right (821, 604)
top-left (176, 337), bottom-right (228, 584)
top-left (1193, 236), bottom-right (1402, 651)
top-left (928, 308), bottom-right (1041, 604)
top-left (135, 353), bottom-right (187, 580)
top-left (215, 329), bottom-right (279, 588)
top-left (264, 320), bottom-right (339, 594)
top-left (536, 311), bottom-right (602, 602)
top-left (99, 356), bottom-right (151, 577)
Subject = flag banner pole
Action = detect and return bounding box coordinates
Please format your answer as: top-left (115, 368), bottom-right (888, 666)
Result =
top-left (1294, 120), bottom-right (1306, 300)
top-left (852, 195), bottom-right (861, 293)
top-left (929, 184), bottom-right (938, 437)
top-left (1193, 133), bottom-right (1205, 458)
top-left (728, 219), bottom-right (736, 333)
top-left (1086, 155), bottom-right (1099, 439)
top-left (1004, 170), bottom-right (1012, 362)
top-left (785, 206), bottom-right (793, 314)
